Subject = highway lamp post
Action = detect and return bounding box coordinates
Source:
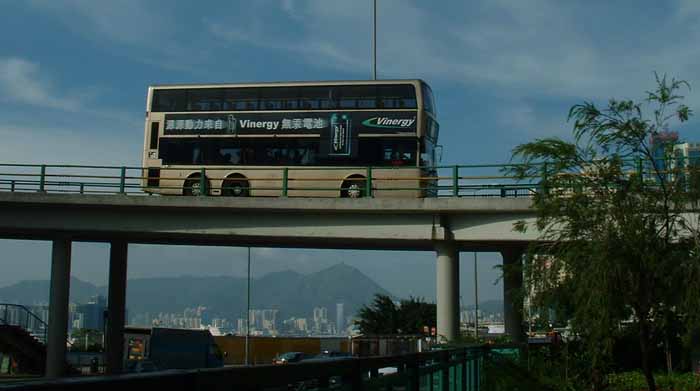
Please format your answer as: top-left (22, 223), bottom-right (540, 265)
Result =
top-left (372, 0), bottom-right (377, 80)
top-left (245, 247), bottom-right (251, 366)
top-left (474, 252), bottom-right (478, 340)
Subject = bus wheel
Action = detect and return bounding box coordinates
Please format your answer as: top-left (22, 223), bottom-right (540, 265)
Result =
top-left (341, 178), bottom-right (365, 198)
top-left (184, 178), bottom-right (207, 196)
top-left (222, 180), bottom-right (249, 197)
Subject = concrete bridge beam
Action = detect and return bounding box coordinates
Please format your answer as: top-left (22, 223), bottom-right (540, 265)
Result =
top-left (106, 241), bottom-right (128, 374)
top-left (435, 241), bottom-right (459, 342)
top-left (46, 239), bottom-right (71, 378)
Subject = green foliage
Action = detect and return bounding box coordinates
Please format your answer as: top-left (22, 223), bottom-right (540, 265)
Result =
top-left (355, 294), bottom-right (435, 335)
top-left (608, 371), bottom-right (700, 391)
top-left (507, 74), bottom-right (700, 391)
top-left (70, 328), bottom-right (103, 352)
top-left (482, 342), bottom-right (591, 391)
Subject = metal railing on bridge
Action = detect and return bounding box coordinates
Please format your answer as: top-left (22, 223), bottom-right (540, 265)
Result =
top-left (0, 303), bottom-right (48, 345)
top-left (3, 346), bottom-right (496, 391)
top-left (1, 159), bottom-right (687, 199)
top-left (0, 163), bottom-right (541, 198)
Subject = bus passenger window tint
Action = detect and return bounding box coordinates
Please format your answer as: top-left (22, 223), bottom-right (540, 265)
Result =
top-left (224, 88), bottom-right (258, 111)
top-left (187, 89), bottom-right (224, 111)
top-left (152, 83), bottom-right (418, 112)
top-left (259, 87), bottom-right (283, 110)
top-left (152, 89), bottom-right (187, 112)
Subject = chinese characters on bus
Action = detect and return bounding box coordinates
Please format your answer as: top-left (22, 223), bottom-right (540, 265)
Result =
top-left (164, 116), bottom-right (329, 132)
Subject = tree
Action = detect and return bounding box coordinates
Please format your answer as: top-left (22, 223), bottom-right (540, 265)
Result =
top-left (70, 328), bottom-right (104, 352)
top-left (507, 74), bottom-right (700, 391)
top-left (355, 294), bottom-right (436, 335)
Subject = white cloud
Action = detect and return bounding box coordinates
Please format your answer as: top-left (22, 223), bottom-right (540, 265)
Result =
top-left (0, 58), bottom-right (81, 111)
top-left (206, 0), bottom-right (700, 104)
top-left (28, 0), bottom-right (167, 48)
top-left (0, 123), bottom-right (142, 166)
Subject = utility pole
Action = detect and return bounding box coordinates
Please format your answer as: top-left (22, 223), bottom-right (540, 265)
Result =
top-left (372, 0), bottom-right (377, 80)
top-left (474, 252), bottom-right (479, 339)
top-left (245, 247), bottom-right (251, 365)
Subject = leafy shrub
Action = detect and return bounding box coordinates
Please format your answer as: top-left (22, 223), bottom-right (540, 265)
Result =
top-left (608, 371), bottom-right (700, 391)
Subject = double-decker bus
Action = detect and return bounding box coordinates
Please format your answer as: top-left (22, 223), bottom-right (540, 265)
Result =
top-left (142, 79), bottom-right (439, 197)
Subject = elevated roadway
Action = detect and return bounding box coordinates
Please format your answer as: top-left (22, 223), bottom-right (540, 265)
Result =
top-left (0, 192), bottom-right (537, 250)
top-left (0, 192), bottom-right (536, 377)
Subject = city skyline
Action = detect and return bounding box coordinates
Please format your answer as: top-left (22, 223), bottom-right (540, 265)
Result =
top-left (1, 0), bottom-right (699, 305)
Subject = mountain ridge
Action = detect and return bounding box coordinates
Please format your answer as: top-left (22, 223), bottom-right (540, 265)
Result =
top-left (0, 263), bottom-right (392, 322)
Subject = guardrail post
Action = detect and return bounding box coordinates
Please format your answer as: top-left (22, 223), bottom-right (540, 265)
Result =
top-left (344, 364), bottom-right (364, 391)
top-left (475, 354), bottom-right (481, 391)
top-left (39, 165), bottom-right (46, 192)
top-left (10, 180), bottom-right (15, 192)
top-left (440, 350), bottom-right (449, 391)
top-left (80, 183), bottom-right (85, 194)
top-left (119, 166), bottom-right (126, 194)
top-left (282, 167), bottom-right (289, 197)
top-left (366, 166), bottom-right (373, 197)
top-left (199, 168), bottom-right (207, 196)
top-left (407, 359), bottom-right (420, 391)
top-left (453, 166), bottom-right (459, 197)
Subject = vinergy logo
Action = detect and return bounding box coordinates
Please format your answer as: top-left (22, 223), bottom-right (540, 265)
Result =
top-left (362, 116), bottom-right (416, 129)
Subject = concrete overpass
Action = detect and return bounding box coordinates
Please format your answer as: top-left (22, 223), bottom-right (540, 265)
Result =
top-left (0, 192), bottom-right (537, 377)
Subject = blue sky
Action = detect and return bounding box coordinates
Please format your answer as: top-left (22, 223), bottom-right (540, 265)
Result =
top-left (1, 0), bottom-right (699, 303)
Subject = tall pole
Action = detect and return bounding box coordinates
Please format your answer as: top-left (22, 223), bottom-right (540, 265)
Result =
top-left (245, 247), bottom-right (251, 365)
top-left (372, 0), bottom-right (377, 80)
top-left (474, 252), bottom-right (479, 339)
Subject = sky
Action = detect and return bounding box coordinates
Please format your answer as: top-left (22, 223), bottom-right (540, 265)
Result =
top-left (1, 0), bottom-right (699, 303)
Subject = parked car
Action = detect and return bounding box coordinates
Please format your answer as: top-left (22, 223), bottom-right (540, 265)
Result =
top-left (272, 352), bottom-right (310, 365)
top-left (299, 351), bottom-right (354, 363)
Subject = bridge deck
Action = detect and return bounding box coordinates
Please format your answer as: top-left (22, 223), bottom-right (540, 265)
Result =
top-left (0, 193), bottom-right (537, 251)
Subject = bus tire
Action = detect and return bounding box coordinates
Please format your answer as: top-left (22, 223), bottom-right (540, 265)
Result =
top-left (341, 177), bottom-right (365, 198)
top-left (183, 177), bottom-right (208, 196)
top-left (222, 179), bottom-right (249, 197)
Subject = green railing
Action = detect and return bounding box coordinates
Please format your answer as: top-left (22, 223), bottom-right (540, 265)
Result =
top-left (9, 345), bottom-right (500, 391)
top-left (1, 159), bottom-right (686, 199)
top-left (0, 163), bottom-right (541, 198)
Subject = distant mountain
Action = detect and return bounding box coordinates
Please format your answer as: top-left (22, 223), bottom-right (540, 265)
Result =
top-left (0, 263), bottom-right (391, 322)
top-left (121, 263), bottom-right (391, 322)
top-left (0, 277), bottom-right (99, 305)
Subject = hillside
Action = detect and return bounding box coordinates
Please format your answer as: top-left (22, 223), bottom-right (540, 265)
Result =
top-left (0, 263), bottom-right (391, 322)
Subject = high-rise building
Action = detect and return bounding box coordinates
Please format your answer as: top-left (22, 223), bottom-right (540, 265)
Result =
top-left (313, 306), bottom-right (328, 333)
top-left (336, 303), bottom-right (344, 335)
top-left (648, 131), bottom-right (679, 181)
top-left (313, 307), bottom-right (328, 323)
top-left (76, 295), bottom-right (106, 331)
top-left (262, 309), bottom-right (278, 331)
top-left (674, 142), bottom-right (700, 166)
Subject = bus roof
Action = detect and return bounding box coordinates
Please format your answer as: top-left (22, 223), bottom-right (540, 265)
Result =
top-left (149, 79), bottom-right (428, 89)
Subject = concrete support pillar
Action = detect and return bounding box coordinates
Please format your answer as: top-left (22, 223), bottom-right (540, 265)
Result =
top-left (106, 241), bottom-right (128, 374)
top-left (46, 239), bottom-right (71, 378)
top-left (501, 248), bottom-right (524, 343)
top-left (435, 241), bottom-right (459, 342)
